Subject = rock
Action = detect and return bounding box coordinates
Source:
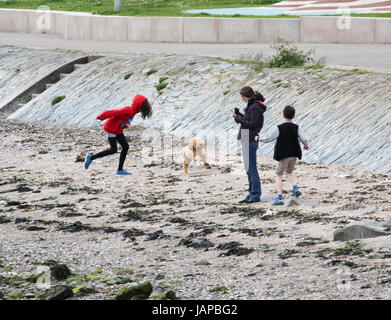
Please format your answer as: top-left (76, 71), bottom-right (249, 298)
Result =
top-left (75, 154), bottom-right (84, 162)
top-left (220, 247), bottom-right (255, 257)
top-left (285, 196), bottom-right (302, 207)
top-left (147, 230), bottom-right (167, 241)
top-left (361, 207), bottom-right (378, 215)
top-left (26, 225), bottom-right (46, 231)
top-left (115, 281), bottom-right (153, 300)
top-left (278, 249), bottom-right (300, 259)
top-left (217, 241), bottom-right (242, 250)
top-left (337, 202), bottom-right (364, 211)
top-left (50, 264), bottom-right (71, 280)
top-left (38, 285), bottom-right (74, 300)
top-left (333, 221), bottom-right (391, 241)
top-left (0, 291), bottom-right (3, 299)
top-left (195, 260), bottom-right (212, 266)
top-left (0, 216), bottom-right (12, 224)
top-left (161, 290), bottom-right (178, 300)
top-left (72, 285), bottom-right (95, 296)
top-left (123, 228), bottom-right (145, 238)
top-left (155, 274), bottom-right (165, 280)
top-left (179, 237), bottom-right (214, 249)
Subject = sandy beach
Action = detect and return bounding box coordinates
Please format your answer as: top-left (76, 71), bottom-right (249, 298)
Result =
top-left (0, 118), bottom-right (390, 300)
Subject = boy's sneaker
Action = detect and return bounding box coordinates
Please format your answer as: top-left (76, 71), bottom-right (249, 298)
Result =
top-left (292, 188), bottom-right (302, 197)
top-left (116, 169), bottom-right (132, 175)
top-left (84, 153), bottom-right (93, 169)
top-left (272, 197), bottom-right (284, 206)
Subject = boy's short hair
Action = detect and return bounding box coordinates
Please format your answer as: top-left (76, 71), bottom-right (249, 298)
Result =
top-left (283, 105), bottom-right (295, 120)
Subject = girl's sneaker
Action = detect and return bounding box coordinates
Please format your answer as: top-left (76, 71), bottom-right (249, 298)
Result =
top-left (84, 153), bottom-right (93, 169)
top-left (272, 195), bottom-right (284, 205)
top-left (116, 169), bottom-right (132, 175)
top-left (292, 188), bottom-right (302, 197)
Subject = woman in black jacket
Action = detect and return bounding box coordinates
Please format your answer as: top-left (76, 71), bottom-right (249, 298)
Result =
top-left (233, 86), bottom-right (267, 203)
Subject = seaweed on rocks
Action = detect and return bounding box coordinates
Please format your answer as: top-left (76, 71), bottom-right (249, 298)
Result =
top-left (0, 216), bottom-right (11, 224)
top-left (219, 247), bottom-right (255, 257)
top-left (179, 237), bottom-right (214, 249)
top-left (146, 230), bottom-right (168, 241)
top-left (123, 228), bottom-right (145, 239)
top-left (217, 242), bottom-right (242, 250)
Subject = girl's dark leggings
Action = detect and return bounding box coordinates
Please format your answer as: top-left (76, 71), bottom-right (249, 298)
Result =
top-left (91, 134), bottom-right (129, 171)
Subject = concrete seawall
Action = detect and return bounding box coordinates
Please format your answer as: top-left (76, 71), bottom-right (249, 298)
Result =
top-left (4, 47), bottom-right (391, 174)
top-left (1, 8), bottom-right (391, 44)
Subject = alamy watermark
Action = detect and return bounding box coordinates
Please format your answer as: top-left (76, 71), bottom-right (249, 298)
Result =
top-left (36, 265), bottom-right (51, 289)
top-left (336, 4), bottom-right (352, 30)
top-left (36, 5), bottom-right (52, 32)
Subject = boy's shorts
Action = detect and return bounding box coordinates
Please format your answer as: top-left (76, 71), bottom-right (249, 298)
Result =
top-left (276, 157), bottom-right (296, 176)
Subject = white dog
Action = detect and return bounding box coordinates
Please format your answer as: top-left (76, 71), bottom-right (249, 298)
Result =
top-left (181, 137), bottom-right (211, 174)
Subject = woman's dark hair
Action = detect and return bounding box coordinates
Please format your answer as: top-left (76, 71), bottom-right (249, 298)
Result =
top-left (283, 105), bottom-right (295, 120)
top-left (240, 86), bottom-right (265, 102)
top-left (140, 99), bottom-right (152, 119)
top-left (240, 86), bottom-right (255, 99)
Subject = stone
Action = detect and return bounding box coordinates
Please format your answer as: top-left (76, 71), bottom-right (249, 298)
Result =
top-left (220, 247), bottom-right (255, 257)
top-left (123, 228), bottom-right (145, 238)
top-left (285, 196), bottom-right (302, 207)
top-left (161, 290), bottom-right (178, 300)
top-left (147, 230), bottom-right (167, 241)
top-left (38, 285), bottom-right (74, 300)
top-left (216, 241), bottom-right (242, 250)
top-left (50, 264), bottom-right (71, 280)
top-left (72, 285), bottom-right (95, 296)
top-left (115, 281), bottom-right (153, 300)
top-left (333, 221), bottom-right (391, 241)
top-left (179, 237), bottom-right (214, 249)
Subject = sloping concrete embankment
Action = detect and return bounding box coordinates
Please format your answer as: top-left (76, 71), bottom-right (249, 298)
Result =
top-left (0, 8), bottom-right (391, 44)
top-left (4, 48), bottom-right (391, 174)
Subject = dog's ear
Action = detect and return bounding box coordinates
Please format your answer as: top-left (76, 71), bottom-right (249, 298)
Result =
top-left (188, 138), bottom-right (195, 149)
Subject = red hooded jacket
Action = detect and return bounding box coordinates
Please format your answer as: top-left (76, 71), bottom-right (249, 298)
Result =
top-left (97, 95), bottom-right (147, 135)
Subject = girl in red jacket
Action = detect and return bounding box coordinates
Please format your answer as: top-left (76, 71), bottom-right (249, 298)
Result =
top-left (84, 94), bottom-right (152, 175)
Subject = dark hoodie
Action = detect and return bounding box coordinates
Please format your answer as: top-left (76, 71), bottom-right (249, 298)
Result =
top-left (234, 93), bottom-right (267, 142)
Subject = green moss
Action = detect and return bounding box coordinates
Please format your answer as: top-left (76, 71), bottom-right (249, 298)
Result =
top-left (66, 275), bottom-right (87, 283)
top-left (155, 82), bottom-right (168, 91)
top-left (209, 286), bottom-right (229, 293)
top-left (159, 76), bottom-right (169, 83)
top-left (113, 268), bottom-right (134, 275)
top-left (115, 281), bottom-right (153, 300)
top-left (4, 292), bottom-right (22, 299)
top-left (27, 273), bottom-right (44, 283)
top-left (52, 95), bottom-right (66, 105)
top-left (72, 285), bottom-right (95, 296)
top-left (161, 290), bottom-right (177, 300)
top-left (329, 67), bottom-right (371, 74)
top-left (124, 72), bottom-right (133, 80)
top-left (303, 64), bottom-right (325, 70)
top-left (90, 269), bottom-right (103, 275)
top-left (146, 68), bottom-right (158, 76)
